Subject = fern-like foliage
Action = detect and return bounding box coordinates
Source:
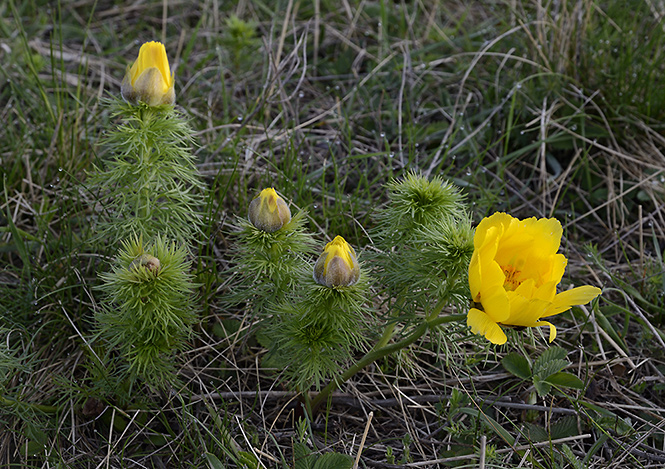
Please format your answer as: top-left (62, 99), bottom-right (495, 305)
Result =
top-left (88, 99), bottom-right (204, 250)
top-left (96, 235), bottom-right (197, 388)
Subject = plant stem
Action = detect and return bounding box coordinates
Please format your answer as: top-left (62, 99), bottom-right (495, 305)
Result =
top-left (309, 312), bottom-right (466, 413)
top-left (0, 394), bottom-right (59, 414)
top-left (373, 296), bottom-right (407, 350)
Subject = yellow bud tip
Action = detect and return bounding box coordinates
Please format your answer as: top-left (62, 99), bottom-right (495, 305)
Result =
top-left (313, 235), bottom-right (360, 287)
top-left (248, 188), bottom-right (291, 232)
top-left (121, 41), bottom-right (175, 106)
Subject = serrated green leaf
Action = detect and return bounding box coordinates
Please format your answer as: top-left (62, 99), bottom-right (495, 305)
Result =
top-left (550, 416), bottom-right (581, 440)
top-left (205, 453), bottom-right (226, 469)
top-left (533, 346), bottom-right (568, 374)
top-left (545, 372), bottom-right (584, 390)
top-left (312, 453), bottom-right (354, 469)
top-left (595, 415), bottom-right (633, 436)
top-left (523, 423), bottom-right (548, 442)
top-left (501, 352), bottom-right (531, 379)
top-left (561, 444), bottom-right (584, 469)
top-left (293, 442), bottom-right (315, 469)
top-left (533, 359), bottom-right (569, 380)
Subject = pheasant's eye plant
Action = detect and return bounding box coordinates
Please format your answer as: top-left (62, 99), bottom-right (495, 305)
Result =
top-left (88, 41), bottom-right (203, 249)
top-left (86, 40), bottom-right (202, 390)
top-left (96, 236), bottom-right (197, 387)
top-left (228, 173), bottom-right (603, 415)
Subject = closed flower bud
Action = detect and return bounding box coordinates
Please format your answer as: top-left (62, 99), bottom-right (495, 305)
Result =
top-left (130, 254), bottom-right (161, 274)
top-left (121, 41), bottom-right (175, 106)
top-left (313, 236), bottom-right (360, 287)
top-left (247, 188), bottom-right (291, 232)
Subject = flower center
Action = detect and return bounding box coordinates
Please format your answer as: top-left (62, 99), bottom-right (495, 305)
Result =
top-left (502, 265), bottom-right (522, 291)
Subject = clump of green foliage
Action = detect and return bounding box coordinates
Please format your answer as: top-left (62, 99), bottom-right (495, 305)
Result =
top-left (96, 236), bottom-right (197, 387)
top-left (230, 173), bottom-right (474, 412)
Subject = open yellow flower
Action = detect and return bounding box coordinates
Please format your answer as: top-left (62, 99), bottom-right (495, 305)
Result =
top-left (313, 236), bottom-right (360, 288)
top-left (467, 212), bottom-right (601, 345)
top-left (247, 188), bottom-right (291, 232)
top-left (121, 41), bottom-right (175, 106)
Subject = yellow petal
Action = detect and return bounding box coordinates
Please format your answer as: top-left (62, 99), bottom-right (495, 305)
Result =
top-left (468, 251), bottom-right (482, 299)
top-left (549, 286), bottom-right (602, 315)
top-left (505, 295), bottom-right (548, 326)
top-left (481, 285), bottom-right (510, 323)
top-left (468, 308), bottom-right (507, 345)
top-left (526, 217), bottom-right (562, 255)
top-left (533, 320), bottom-right (557, 342)
top-left (469, 225), bottom-right (504, 299)
top-left (131, 41), bottom-right (172, 90)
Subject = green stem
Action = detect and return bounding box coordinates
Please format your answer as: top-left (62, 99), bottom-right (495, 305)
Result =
top-left (137, 108), bottom-right (154, 222)
top-left (0, 394), bottom-right (59, 414)
top-left (309, 312), bottom-right (466, 413)
top-left (373, 296), bottom-right (407, 350)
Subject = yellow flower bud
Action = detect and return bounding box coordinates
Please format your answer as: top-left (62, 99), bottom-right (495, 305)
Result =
top-left (313, 236), bottom-right (360, 288)
top-left (247, 188), bottom-right (291, 232)
top-left (121, 41), bottom-right (175, 106)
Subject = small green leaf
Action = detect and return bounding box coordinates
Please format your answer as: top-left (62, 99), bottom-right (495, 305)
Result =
top-left (459, 407), bottom-right (515, 445)
top-left (551, 416), bottom-right (581, 440)
top-left (205, 453), bottom-right (226, 469)
top-left (293, 442), bottom-right (315, 469)
top-left (533, 346), bottom-right (568, 374)
top-left (561, 444), bottom-right (584, 469)
top-left (533, 359), bottom-right (569, 381)
top-left (545, 372), bottom-right (584, 390)
top-left (533, 376), bottom-right (552, 397)
top-left (237, 451), bottom-right (258, 469)
top-left (595, 308), bottom-right (627, 352)
top-left (523, 423), bottom-right (548, 442)
top-left (312, 453), bottom-right (353, 469)
top-left (501, 352), bottom-right (531, 379)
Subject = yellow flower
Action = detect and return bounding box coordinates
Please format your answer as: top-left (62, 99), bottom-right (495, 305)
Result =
top-left (121, 41), bottom-right (175, 106)
top-left (313, 236), bottom-right (360, 288)
top-left (247, 188), bottom-right (291, 232)
top-left (467, 212), bottom-right (601, 345)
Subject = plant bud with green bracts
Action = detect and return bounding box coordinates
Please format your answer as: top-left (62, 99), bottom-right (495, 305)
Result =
top-left (121, 41), bottom-right (175, 107)
top-left (313, 236), bottom-right (360, 288)
top-left (248, 187), bottom-right (292, 233)
top-left (372, 171), bottom-right (467, 246)
top-left (95, 236), bottom-right (197, 388)
top-left (226, 189), bottom-right (314, 312)
top-left (267, 238), bottom-right (372, 391)
top-left (89, 41), bottom-right (202, 251)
